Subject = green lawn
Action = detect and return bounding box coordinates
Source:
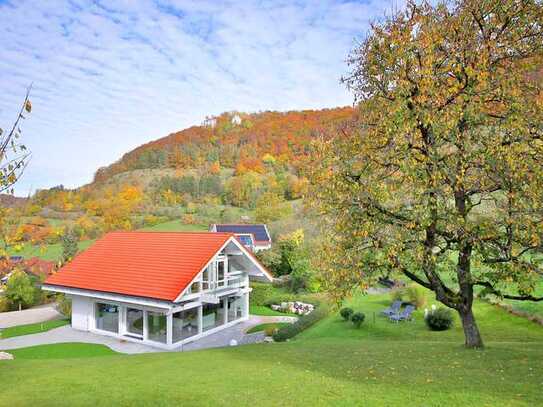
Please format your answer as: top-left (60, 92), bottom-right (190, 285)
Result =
top-left (0, 319), bottom-right (69, 339)
top-left (1, 290), bottom-right (542, 406)
top-left (9, 343), bottom-right (117, 359)
top-left (7, 240), bottom-right (94, 261)
top-left (246, 322), bottom-right (291, 334)
top-left (249, 304), bottom-right (296, 317)
top-left (139, 220), bottom-right (208, 232)
top-left (4, 219), bottom-right (207, 261)
top-left (503, 280), bottom-right (543, 318)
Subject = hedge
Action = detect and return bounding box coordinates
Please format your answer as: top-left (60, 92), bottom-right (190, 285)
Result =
top-left (250, 283), bottom-right (276, 306)
top-left (272, 302), bottom-right (329, 342)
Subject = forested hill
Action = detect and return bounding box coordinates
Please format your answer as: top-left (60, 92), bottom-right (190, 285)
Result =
top-left (93, 107), bottom-right (354, 183)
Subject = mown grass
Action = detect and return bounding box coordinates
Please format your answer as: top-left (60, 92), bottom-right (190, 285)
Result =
top-left (246, 322), bottom-right (291, 334)
top-left (1, 291), bottom-right (542, 406)
top-left (249, 305), bottom-right (296, 317)
top-left (138, 220), bottom-right (208, 232)
top-left (0, 319), bottom-right (69, 339)
top-left (9, 343), bottom-right (116, 359)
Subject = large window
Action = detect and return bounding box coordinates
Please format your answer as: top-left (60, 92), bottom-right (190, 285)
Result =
top-left (227, 296), bottom-right (244, 322)
top-left (202, 301), bottom-right (225, 332)
top-left (126, 308), bottom-right (143, 337)
top-left (216, 259), bottom-right (225, 288)
top-left (147, 311), bottom-right (167, 343)
top-left (202, 266), bottom-right (211, 290)
top-left (172, 308), bottom-right (199, 343)
top-left (95, 303), bottom-right (119, 333)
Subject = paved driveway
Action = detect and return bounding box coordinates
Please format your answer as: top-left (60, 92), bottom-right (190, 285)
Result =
top-left (0, 304), bottom-right (62, 329)
top-left (0, 315), bottom-right (296, 354)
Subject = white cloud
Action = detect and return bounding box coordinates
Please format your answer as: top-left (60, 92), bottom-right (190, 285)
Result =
top-left (0, 0), bottom-right (399, 195)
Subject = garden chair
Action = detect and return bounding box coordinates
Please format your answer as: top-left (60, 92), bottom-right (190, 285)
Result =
top-left (389, 305), bottom-right (415, 323)
top-left (380, 300), bottom-right (402, 316)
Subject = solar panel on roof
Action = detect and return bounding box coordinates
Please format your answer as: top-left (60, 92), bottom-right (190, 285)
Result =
top-left (215, 225), bottom-right (270, 242)
top-left (237, 235), bottom-right (254, 247)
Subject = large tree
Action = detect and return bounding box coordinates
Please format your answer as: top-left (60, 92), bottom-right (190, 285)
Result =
top-left (309, 0), bottom-right (543, 348)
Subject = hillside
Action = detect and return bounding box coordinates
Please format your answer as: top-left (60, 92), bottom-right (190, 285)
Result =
top-left (92, 107), bottom-right (354, 184)
top-left (2, 107), bottom-right (354, 264)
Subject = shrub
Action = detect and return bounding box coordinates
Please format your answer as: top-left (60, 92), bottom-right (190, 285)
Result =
top-left (425, 307), bottom-right (453, 331)
top-left (264, 326), bottom-right (277, 336)
top-left (273, 304), bottom-right (329, 342)
top-left (0, 296), bottom-right (9, 312)
top-left (250, 282), bottom-right (276, 306)
top-left (340, 307), bottom-right (354, 321)
top-left (351, 312), bottom-right (365, 328)
top-left (56, 294), bottom-right (72, 317)
top-left (406, 284), bottom-right (426, 309)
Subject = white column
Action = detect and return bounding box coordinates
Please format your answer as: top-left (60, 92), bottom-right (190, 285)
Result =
top-left (143, 310), bottom-right (148, 341)
top-left (166, 313), bottom-right (173, 345)
top-left (198, 305), bottom-right (203, 334)
top-left (243, 293), bottom-right (249, 319)
top-left (223, 297), bottom-right (228, 324)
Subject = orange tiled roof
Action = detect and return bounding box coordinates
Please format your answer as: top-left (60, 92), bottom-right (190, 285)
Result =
top-left (44, 231), bottom-right (233, 301)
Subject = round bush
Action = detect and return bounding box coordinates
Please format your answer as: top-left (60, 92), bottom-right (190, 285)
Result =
top-left (340, 307), bottom-right (354, 321)
top-left (425, 307), bottom-right (453, 331)
top-left (351, 312), bottom-right (365, 328)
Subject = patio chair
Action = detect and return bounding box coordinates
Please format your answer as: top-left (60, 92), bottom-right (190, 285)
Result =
top-left (389, 305), bottom-right (416, 323)
top-left (380, 300), bottom-right (402, 317)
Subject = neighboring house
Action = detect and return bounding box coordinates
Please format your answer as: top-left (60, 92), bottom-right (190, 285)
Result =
top-left (231, 114), bottom-right (242, 125)
top-left (0, 256), bottom-right (55, 284)
top-left (209, 224), bottom-right (272, 252)
top-left (42, 231), bottom-right (272, 350)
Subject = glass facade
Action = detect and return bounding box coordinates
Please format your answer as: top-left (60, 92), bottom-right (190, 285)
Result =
top-left (147, 311), bottom-right (167, 343)
top-left (126, 308), bottom-right (143, 337)
top-left (172, 308), bottom-right (199, 343)
top-left (227, 296), bottom-right (244, 322)
top-left (95, 303), bottom-right (119, 333)
top-left (202, 301), bottom-right (226, 331)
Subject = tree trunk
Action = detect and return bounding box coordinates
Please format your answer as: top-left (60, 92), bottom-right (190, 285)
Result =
top-left (458, 307), bottom-right (483, 348)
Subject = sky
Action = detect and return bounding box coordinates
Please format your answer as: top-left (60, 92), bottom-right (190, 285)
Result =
top-left (0, 0), bottom-right (403, 195)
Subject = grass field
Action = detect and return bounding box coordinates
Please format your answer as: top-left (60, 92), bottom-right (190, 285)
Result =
top-left (0, 319), bottom-right (69, 339)
top-left (246, 322), bottom-right (291, 334)
top-left (1, 290), bottom-right (541, 406)
top-left (139, 220), bottom-right (208, 232)
top-left (9, 343), bottom-right (116, 359)
top-left (7, 240), bottom-right (94, 262)
top-left (249, 305), bottom-right (296, 317)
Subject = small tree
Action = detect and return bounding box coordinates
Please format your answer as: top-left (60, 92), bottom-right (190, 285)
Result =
top-left (5, 269), bottom-right (35, 311)
top-left (61, 231), bottom-right (79, 263)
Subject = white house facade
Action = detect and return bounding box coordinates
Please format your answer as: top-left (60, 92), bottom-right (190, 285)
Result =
top-left (43, 232), bottom-right (272, 350)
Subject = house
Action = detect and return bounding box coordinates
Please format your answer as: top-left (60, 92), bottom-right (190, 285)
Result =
top-left (0, 256), bottom-right (55, 284)
top-left (42, 231), bottom-right (272, 350)
top-left (209, 224), bottom-right (272, 252)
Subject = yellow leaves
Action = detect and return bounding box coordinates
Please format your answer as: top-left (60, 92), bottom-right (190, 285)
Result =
top-left (24, 99), bottom-right (32, 113)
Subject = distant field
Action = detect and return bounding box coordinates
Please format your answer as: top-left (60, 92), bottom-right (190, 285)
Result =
top-left (139, 220), bottom-right (208, 232)
top-left (7, 239), bottom-right (94, 262)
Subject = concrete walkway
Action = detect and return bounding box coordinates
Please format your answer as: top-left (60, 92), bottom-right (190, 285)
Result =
top-left (0, 315), bottom-right (296, 355)
top-left (0, 304), bottom-right (62, 329)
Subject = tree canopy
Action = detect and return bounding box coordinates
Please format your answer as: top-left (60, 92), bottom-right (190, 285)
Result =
top-left (309, 0), bottom-right (543, 348)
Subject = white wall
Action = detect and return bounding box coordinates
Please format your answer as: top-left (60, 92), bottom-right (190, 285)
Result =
top-left (70, 295), bottom-right (93, 331)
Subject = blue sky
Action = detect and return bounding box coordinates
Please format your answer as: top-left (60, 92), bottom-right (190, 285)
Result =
top-left (0, 0), bottom-right (402, 195)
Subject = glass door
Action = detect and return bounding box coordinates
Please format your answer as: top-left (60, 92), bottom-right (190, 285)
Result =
top-left (125, 307), bottom-right (144, 338)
